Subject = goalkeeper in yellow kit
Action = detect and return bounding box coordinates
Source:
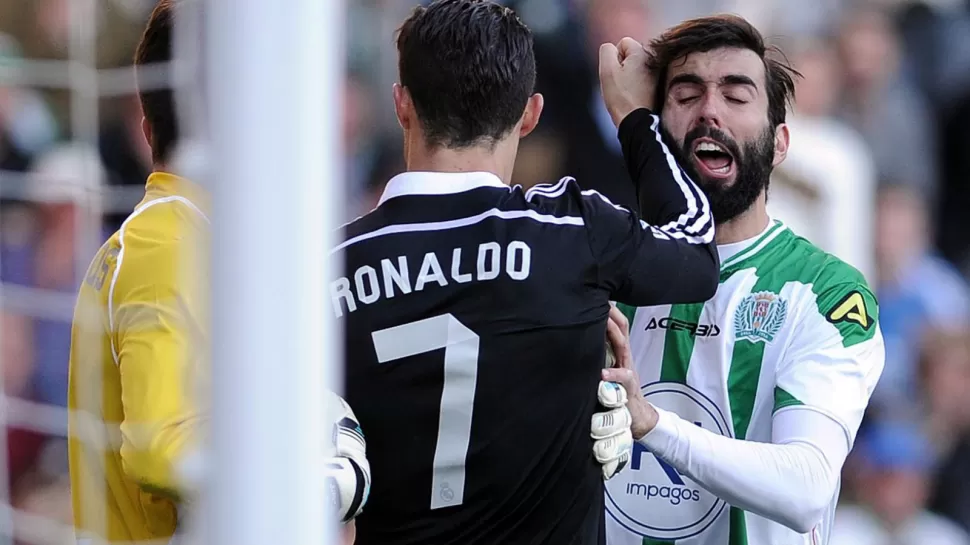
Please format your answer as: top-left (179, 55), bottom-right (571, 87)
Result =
top-left (67, 1), bottom-right (370, 542)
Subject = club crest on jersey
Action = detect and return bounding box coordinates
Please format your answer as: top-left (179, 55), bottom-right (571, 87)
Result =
top-left (733, 291), bottom-right (787, 343)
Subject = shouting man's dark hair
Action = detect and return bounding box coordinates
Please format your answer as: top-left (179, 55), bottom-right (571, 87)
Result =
top-left (396, 0), bottom-right (536, 149)
top-left (647, 14), bottom-right (800, 129)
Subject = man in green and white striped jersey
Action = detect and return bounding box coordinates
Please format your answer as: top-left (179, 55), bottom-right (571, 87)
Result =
top-left (592, 15), bottom-right (886, 545)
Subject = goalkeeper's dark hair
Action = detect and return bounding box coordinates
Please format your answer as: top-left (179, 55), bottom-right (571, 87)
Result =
top-left (135, 0), bottom-right (178, 165)
top-left (396, 0), bottom-right (536, 149)
top-left (648, 14), bottom-right (801, 129)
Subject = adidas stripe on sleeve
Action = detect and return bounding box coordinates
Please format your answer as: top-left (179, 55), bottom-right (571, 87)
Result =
top-left (524, 108), bottom-right (719, 307)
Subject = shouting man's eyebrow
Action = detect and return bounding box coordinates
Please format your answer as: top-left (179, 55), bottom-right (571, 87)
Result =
top-left (721, 74), bottom-right (757, 89)
top-left (668, 73), bottom-right (758, 90)
top-left (668, 73), bottom-right (706, 88)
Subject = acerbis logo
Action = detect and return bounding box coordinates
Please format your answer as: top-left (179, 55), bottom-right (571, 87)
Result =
top-left (645, 317), bottom-right (721, 338)
top-left (605, 382), bottom-right (732, 541)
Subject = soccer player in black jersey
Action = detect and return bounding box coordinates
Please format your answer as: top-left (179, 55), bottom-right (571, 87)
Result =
top-left (335, 1), bottom-right (718, 544)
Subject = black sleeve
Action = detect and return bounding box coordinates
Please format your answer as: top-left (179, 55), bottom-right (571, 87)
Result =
top-left (619, 108), bottom-right (709, 228)
top-left (581, 108), bottom-right (719, 306)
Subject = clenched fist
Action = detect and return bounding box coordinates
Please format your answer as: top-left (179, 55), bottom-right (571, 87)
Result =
top-left (598, 37), bottom-right (657, 127)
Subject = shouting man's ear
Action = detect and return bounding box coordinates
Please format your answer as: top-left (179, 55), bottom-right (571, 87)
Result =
top-left (772, 123), bottom-right (790, 167)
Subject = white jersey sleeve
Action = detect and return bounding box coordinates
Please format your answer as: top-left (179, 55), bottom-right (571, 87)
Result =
top-left (641, 404), bottom-right (847, 533)
top-left (774, 277), bottom-right (885, 448)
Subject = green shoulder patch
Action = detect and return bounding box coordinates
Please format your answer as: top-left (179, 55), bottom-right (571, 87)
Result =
top-left (808, 255), bottom-right (879, 348)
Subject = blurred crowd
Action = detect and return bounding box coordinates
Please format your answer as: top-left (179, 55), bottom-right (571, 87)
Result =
top-left (1, 0), bottom-right (969, 543)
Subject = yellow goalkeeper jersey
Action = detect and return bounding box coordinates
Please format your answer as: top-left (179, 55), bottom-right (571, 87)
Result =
top-left (68, 171), bottom-right (209, 543)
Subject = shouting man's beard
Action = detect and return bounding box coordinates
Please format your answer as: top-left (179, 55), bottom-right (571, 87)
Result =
top-left (661, 124), bottom-right (775, 225)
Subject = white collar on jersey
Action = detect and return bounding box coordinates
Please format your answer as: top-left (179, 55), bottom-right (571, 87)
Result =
top-left (378, 171), bottom-right (508, 206)
top-left (716, 217), bottom-right (779, 265)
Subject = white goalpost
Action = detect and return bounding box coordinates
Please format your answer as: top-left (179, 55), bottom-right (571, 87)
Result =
top-left (0, 0), bottom-right (347, 540)
top-left (205, 0), bottom-right (344, 544)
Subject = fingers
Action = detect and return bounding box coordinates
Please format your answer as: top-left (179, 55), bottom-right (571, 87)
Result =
top-left (617, 37), bottom-right (643, 61)
top-left (606, 306), bottom-right (633, 369)
top-left (591, 406), bottom-right (632, 440)
top-left (599, 449), bottom-right (631, 481)
top-left (606, 321), bottom-right (622, 367)
top-left (326, 456), bottom-right (366, 522)
top-left (592, 378), bottom-right (636, 480)
top-left (606, 312), bottom-right (626, 349)
top-left (593, 426), bottom-right (633, 479)
top-left (599, 37), bottom-right (653, 126)
top-left (341, 520), bottom-right (356, 545)
top-left (593, 429), bottom-right (632, 463)
top-left (597, 380), bottom-right (628, 408)
top-left (602, 367), bottom-right (632, 385)
top-left (602, 367), bottom-right (639, 393)
top-left (594, 433), bottom-right (632, 465)
top-left (598, 42), bottom-right (621, 80)
top-left (608, 304), bottom-right (630, 332)
top-left (615, 338), bottom-right (634, 371)
top-left (604, 325), bottom-right (633, 372)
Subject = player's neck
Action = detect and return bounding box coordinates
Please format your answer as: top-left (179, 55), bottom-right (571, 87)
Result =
top-left (406, 139), bottom-right (516, 185)
top-left (714, 195), bottom-right (770, 245)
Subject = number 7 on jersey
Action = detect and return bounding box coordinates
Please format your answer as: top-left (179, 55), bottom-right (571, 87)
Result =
top-left (371, 314), bottom-right (480, 510)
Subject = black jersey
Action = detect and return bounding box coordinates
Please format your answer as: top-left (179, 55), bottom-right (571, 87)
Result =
top-left (336, 109), bottom-right (717, 545)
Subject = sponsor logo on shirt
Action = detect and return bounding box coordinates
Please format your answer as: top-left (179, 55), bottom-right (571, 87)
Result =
top-left (605, 382), bottom-right (732, 540)
top-left (644, 317), bottom-right (721, 338)
top-left (734, 291), bottom-right (787, 343)
top-left (826, 290), bottom-right (872, 330)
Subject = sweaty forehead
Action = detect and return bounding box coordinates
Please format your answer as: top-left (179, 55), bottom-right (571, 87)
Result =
top-left (665, 47), bottom-right (766, 90)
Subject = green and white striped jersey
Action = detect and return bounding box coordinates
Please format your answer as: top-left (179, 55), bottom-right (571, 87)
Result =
top-left (605, 220), bottom-right (884, 545)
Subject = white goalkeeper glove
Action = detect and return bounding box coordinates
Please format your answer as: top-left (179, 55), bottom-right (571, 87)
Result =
top-left (591, 380), bottom-right (633, 480)
top-left (326, 394), bottom-right (371, 523)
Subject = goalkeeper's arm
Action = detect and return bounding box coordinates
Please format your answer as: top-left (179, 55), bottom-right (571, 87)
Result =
top-left (113, 238), bottom-right (206, 500)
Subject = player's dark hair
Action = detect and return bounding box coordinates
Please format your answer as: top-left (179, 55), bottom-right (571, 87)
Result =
top-left (648, 14), bottom-right (800, 129)
top-left (135, 0), bottom-right (178, 165)
top-left (396, 0), bottom-right (536, 149)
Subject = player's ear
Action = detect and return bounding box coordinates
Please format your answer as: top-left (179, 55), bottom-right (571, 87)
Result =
top-left (141, 117), bottom-right (152, 150)
top-left (772, 122), bottom-right (790, 167)
top-left (392, 83), bottom-right (413, 132)
top-left (519, 93), bottom-right (544, 139)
